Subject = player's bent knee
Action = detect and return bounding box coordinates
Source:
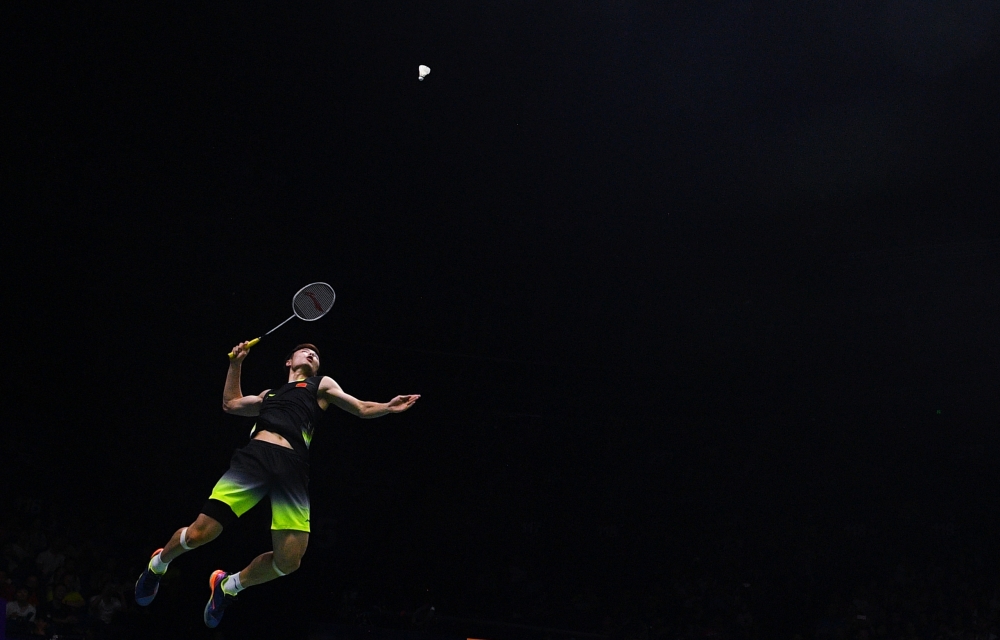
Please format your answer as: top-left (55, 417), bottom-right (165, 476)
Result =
top-left (273, 553), bottom-right (302, 575)
top-left (274, 558), bottom-right (300, 575)
top-left (187, 522), bottom-right (222, 546)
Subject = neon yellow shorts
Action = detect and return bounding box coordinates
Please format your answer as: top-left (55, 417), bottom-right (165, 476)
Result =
top-left (201, 440), bottom-right (310, 532)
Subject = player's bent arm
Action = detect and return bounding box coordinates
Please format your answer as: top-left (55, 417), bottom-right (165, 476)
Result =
top-left (222, 392), bottom-right (266, 417)
top-left (222, 357), bottom-right (267, 416)
top-left (317, 377), bottom-right (373, 418)
top-left (318, 377), bottom-right (419, 419)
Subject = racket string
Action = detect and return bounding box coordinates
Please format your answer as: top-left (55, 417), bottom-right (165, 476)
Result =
top-left (292, 283), bottom-right (335, 321)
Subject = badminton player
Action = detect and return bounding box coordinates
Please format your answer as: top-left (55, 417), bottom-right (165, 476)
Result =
top-left (134, 342), bottom-right (419, 628)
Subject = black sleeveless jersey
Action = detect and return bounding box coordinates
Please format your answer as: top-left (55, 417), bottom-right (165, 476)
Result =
top-left (251, 376), bottom-right (324, 458)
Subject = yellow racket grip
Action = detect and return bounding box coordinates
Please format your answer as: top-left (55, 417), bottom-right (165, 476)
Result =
top-left (228, 337), bottom-right (261, 360)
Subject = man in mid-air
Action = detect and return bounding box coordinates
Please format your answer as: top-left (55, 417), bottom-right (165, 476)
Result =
top-left (134, 342), bottom-right (419, 628)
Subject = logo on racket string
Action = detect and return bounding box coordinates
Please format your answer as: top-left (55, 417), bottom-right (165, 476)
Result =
top-left (304, 292), bottom-right (324, 312)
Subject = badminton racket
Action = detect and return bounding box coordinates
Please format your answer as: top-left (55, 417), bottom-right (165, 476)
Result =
top-left (228, 282), bottom-right (336, 359)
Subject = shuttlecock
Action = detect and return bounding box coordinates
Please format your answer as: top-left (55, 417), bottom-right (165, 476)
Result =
top-left (418, 65), bottom-right (431, 81)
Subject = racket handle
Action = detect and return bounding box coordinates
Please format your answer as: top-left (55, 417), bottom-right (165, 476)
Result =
top-left (228, 337), bottom-right (261, 360)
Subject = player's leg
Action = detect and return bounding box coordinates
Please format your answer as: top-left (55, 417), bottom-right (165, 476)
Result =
top-left (204, 445), bottom-right (309, 627)
top-left (136, 514), bottom-right (224, 605)
top-left (216, 453), bottom-right (311, 592)
top-left (236, 529), bottom-right (310, 587)
top-left (235, 444), bottom-right (311, 587)
top-left (137, 443), bottom-right (269, 607)
top-left (204, 529), bottom-right (308, 628)
top-left (159, 513), bottom-right (224, 563)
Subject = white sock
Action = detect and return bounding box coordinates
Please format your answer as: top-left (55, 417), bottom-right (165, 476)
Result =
top-left (221, 572), bottom-right (243, 596)
top-left (149, 552), bottom-right (169, 575)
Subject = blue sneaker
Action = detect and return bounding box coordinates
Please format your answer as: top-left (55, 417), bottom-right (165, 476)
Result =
top-left (134, 549), bottom-right (165, 606)
top-left (204, 570), bottom-right (236, 628)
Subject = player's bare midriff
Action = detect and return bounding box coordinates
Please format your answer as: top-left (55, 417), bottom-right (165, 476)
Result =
top-left (252, 430), bottom-right (293, 449)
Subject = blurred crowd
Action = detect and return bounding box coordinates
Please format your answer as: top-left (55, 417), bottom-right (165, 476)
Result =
top-left (7, 494), bottom-right (1000, 640)
top-left (331, 511), bottom-right (1000, 640)
top-left (1, 499), bottom-right (136, 639)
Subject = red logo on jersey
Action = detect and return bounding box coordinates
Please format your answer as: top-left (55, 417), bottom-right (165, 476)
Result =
top-left (296, 382), bottom-right (308, 388)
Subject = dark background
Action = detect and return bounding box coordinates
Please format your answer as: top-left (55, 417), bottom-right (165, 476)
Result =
top-left (3, 1), bottom-right (1000, 638)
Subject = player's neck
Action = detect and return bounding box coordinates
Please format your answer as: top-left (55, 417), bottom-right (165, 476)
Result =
top-left (287, 366), bottom-right (313, 382)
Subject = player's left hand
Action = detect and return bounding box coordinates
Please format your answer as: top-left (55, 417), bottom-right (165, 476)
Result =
top-left (387, 395), bottom-right (420, 413)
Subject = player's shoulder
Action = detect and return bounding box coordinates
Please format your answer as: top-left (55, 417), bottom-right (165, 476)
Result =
top-left (317, 375), bottom-right (346, 394)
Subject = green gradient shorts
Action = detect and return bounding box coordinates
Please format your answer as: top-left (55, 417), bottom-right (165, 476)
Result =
top-left (201, 439), bottom-right (310, 532)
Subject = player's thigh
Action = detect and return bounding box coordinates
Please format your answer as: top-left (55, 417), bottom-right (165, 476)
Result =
top-left (268, 452), bottom-right (310, 532)
top-left (207, 444), bottom-right (271, 519)
top-left (272, 529), bottom-right (309, 567)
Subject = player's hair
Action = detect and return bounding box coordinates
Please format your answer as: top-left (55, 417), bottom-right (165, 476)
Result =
top-left (286, 343), bottom-right (321, 372)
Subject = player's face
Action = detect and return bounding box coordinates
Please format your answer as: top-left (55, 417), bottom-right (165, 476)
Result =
top-left (288, 348), bottom-right (320, 375)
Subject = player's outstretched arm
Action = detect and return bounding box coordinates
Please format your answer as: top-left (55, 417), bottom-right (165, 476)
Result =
top-left (222, 341), bottom-right (266, 416)
top-left (318, 376), bottom-right (419, 419)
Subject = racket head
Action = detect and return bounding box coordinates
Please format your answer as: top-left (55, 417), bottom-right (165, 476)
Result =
top-left (292, 282), bottom-right (336, 321)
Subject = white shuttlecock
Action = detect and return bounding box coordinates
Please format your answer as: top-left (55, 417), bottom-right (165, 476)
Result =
top-left (418, 65), bottom-right (431, 81)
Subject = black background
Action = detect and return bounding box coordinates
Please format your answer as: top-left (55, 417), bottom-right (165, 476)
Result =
top-left (3, 1), bottom-right (1000, 638)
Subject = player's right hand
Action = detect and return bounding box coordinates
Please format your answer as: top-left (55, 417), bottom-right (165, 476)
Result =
top-left (230, 341), bottom-right (251, 363)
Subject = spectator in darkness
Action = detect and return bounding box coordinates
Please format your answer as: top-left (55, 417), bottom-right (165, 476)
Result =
top-left (36, 538), bottom-right (65, 578)
top-left (0, 569), bottom-right (14, 601)
top-left (62, 570), bottom-right (82, 597)
top-left (22, 574), bottom-right (40, 608)
top-left (63, 586), bottom-right (87, 624)
top-left (90, 582), bottom-right (124, 637)
top-left (6, 586), bottom-right (37, 636)
top-left (2, 533), bottom-right (30, 576)
top-left (48, 566), bottom-right (66, 594)
top-left (25, 519), bottom-right (46, 557)
top-left (46, 583), bottom-right (82, 637)
top-left (88, 556), bottom-right (120, 596)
